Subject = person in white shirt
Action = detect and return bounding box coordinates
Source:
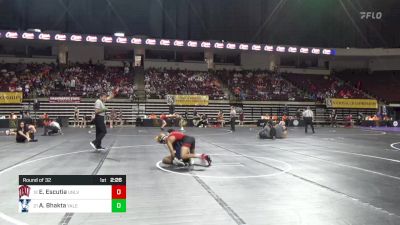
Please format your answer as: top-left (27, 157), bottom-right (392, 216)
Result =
top-left (302, 106), bottom-right (315, 133)
top-left (90, 90), bottom-right (117, 150)
top-left (44, 121), bottom-right (62, 136)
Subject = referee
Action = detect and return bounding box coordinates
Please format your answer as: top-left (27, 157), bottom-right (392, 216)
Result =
top-left (230, 106), bottom-right (236, 132)
top-left (303, 106), bottom-right (315, 133)
top-left (90, 91), bottom-right (117, 150)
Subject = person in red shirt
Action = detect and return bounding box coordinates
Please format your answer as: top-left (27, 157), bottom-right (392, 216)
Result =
top-left (155, 131), bottom-right (212, 167)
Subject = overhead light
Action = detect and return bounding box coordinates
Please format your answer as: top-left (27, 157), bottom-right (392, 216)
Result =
top-left (114, 32), bottom-right (125, 37)
top-left (27, 28), bottom-right (41, 33)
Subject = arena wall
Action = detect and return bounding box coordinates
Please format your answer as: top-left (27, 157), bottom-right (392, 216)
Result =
top-left (369, 57), bottom-right (400, 71)
top-left (330, 57), bottom-right (370, 70)
top-left (240, 52), bottom-right (277, 70)
top-left (0, 56), bottom-right (56, 64)
top-left (279, 67), bottom-right (330, 75)
top-left (144, 60), bottom-right (208, 71)
top-left (67, 44), bottom-right (104, 63)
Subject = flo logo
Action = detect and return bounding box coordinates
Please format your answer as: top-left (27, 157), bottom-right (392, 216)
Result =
top-left (360, 12), bottom-right (382, 20)
top-left (19, 185), bottom-right (31, 213)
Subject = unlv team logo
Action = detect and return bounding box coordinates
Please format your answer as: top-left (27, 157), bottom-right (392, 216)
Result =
top-left (19, 185), bottom-right (31, 213)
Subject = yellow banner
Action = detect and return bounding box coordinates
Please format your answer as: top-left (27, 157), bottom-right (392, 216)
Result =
top-left (171, 95), bottom-right (209, 106)
top-left (0, 92), bottom-right (23, 104)
top-left (326, 98), bottom-right (378, 109)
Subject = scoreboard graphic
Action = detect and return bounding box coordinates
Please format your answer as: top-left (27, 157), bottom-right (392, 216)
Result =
top-left (18, 175), bottom-right (126, 213)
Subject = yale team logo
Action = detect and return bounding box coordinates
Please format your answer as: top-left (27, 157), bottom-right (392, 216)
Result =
top-left (19, 185), bottom-right (31, 213)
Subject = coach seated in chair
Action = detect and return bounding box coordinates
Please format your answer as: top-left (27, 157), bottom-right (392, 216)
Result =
top-left (216, 110), bottom-right (225, 127)
top-left (192, 115), bottom-right (201, 127)
top-left (16, 121), bottom-right (38, 143)
top-left (197, 114), bottom-right (209, 128)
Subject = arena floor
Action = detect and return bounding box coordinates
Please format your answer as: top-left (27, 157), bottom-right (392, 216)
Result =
top-left (1, 125), bottom-right (400, 225)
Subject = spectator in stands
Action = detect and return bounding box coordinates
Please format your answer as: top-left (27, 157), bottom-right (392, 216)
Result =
top-left (144, 69), bottom-right (224, 100)
top-left (0, 63), bottom-right (133, 99)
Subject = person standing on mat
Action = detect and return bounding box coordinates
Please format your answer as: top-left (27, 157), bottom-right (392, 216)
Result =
top-left (90, 91), bottom-right (117, 150)
top-left (330, 109), bottom-right (337, 128)
top-left (303, 106), bottom-right (315, 133)
top-left (230, 106), bottom-right (237, 132)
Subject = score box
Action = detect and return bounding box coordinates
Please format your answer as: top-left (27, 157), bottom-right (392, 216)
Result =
top-left (18, 175), bottom-right (126, 213)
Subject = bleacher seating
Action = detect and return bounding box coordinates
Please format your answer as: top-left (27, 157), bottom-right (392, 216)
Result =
top-left (217, 70), bottom-right (306, 101)
top-left (335, 70), bottom-right (400, 103)
top-left (144, 69), bottom-right (226, 100)
top-left (0, 63), bottom-right (136, 99)
top-left (282, 73), bottom-right (367, 101)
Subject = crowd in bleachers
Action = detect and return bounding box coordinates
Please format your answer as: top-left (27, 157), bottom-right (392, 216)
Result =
top-left (335, 70), bottom-right (400, 103)
top-left (144, 69), bottom-right (226, 100)
top-left (0, 63), bottom-right (136, 99)
top-left (2, 62), bottom-right (388, 102)
top-left (217, 71), bottom-right (305, 101)
top-left (281, 73), bottom-right (367, 101)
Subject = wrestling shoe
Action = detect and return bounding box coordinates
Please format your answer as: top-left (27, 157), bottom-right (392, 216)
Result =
top-left (201, 154), bottom-right (212, 167)
top-left (173, 157), bottom-right (185, 167)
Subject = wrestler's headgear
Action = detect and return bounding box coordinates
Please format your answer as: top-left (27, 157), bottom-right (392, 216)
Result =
top-left (155, 133), bottom-right (167, 144)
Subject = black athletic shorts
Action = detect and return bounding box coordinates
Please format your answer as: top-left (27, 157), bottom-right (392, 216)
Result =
top-left (175, 136), bottom-right (196, 159)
